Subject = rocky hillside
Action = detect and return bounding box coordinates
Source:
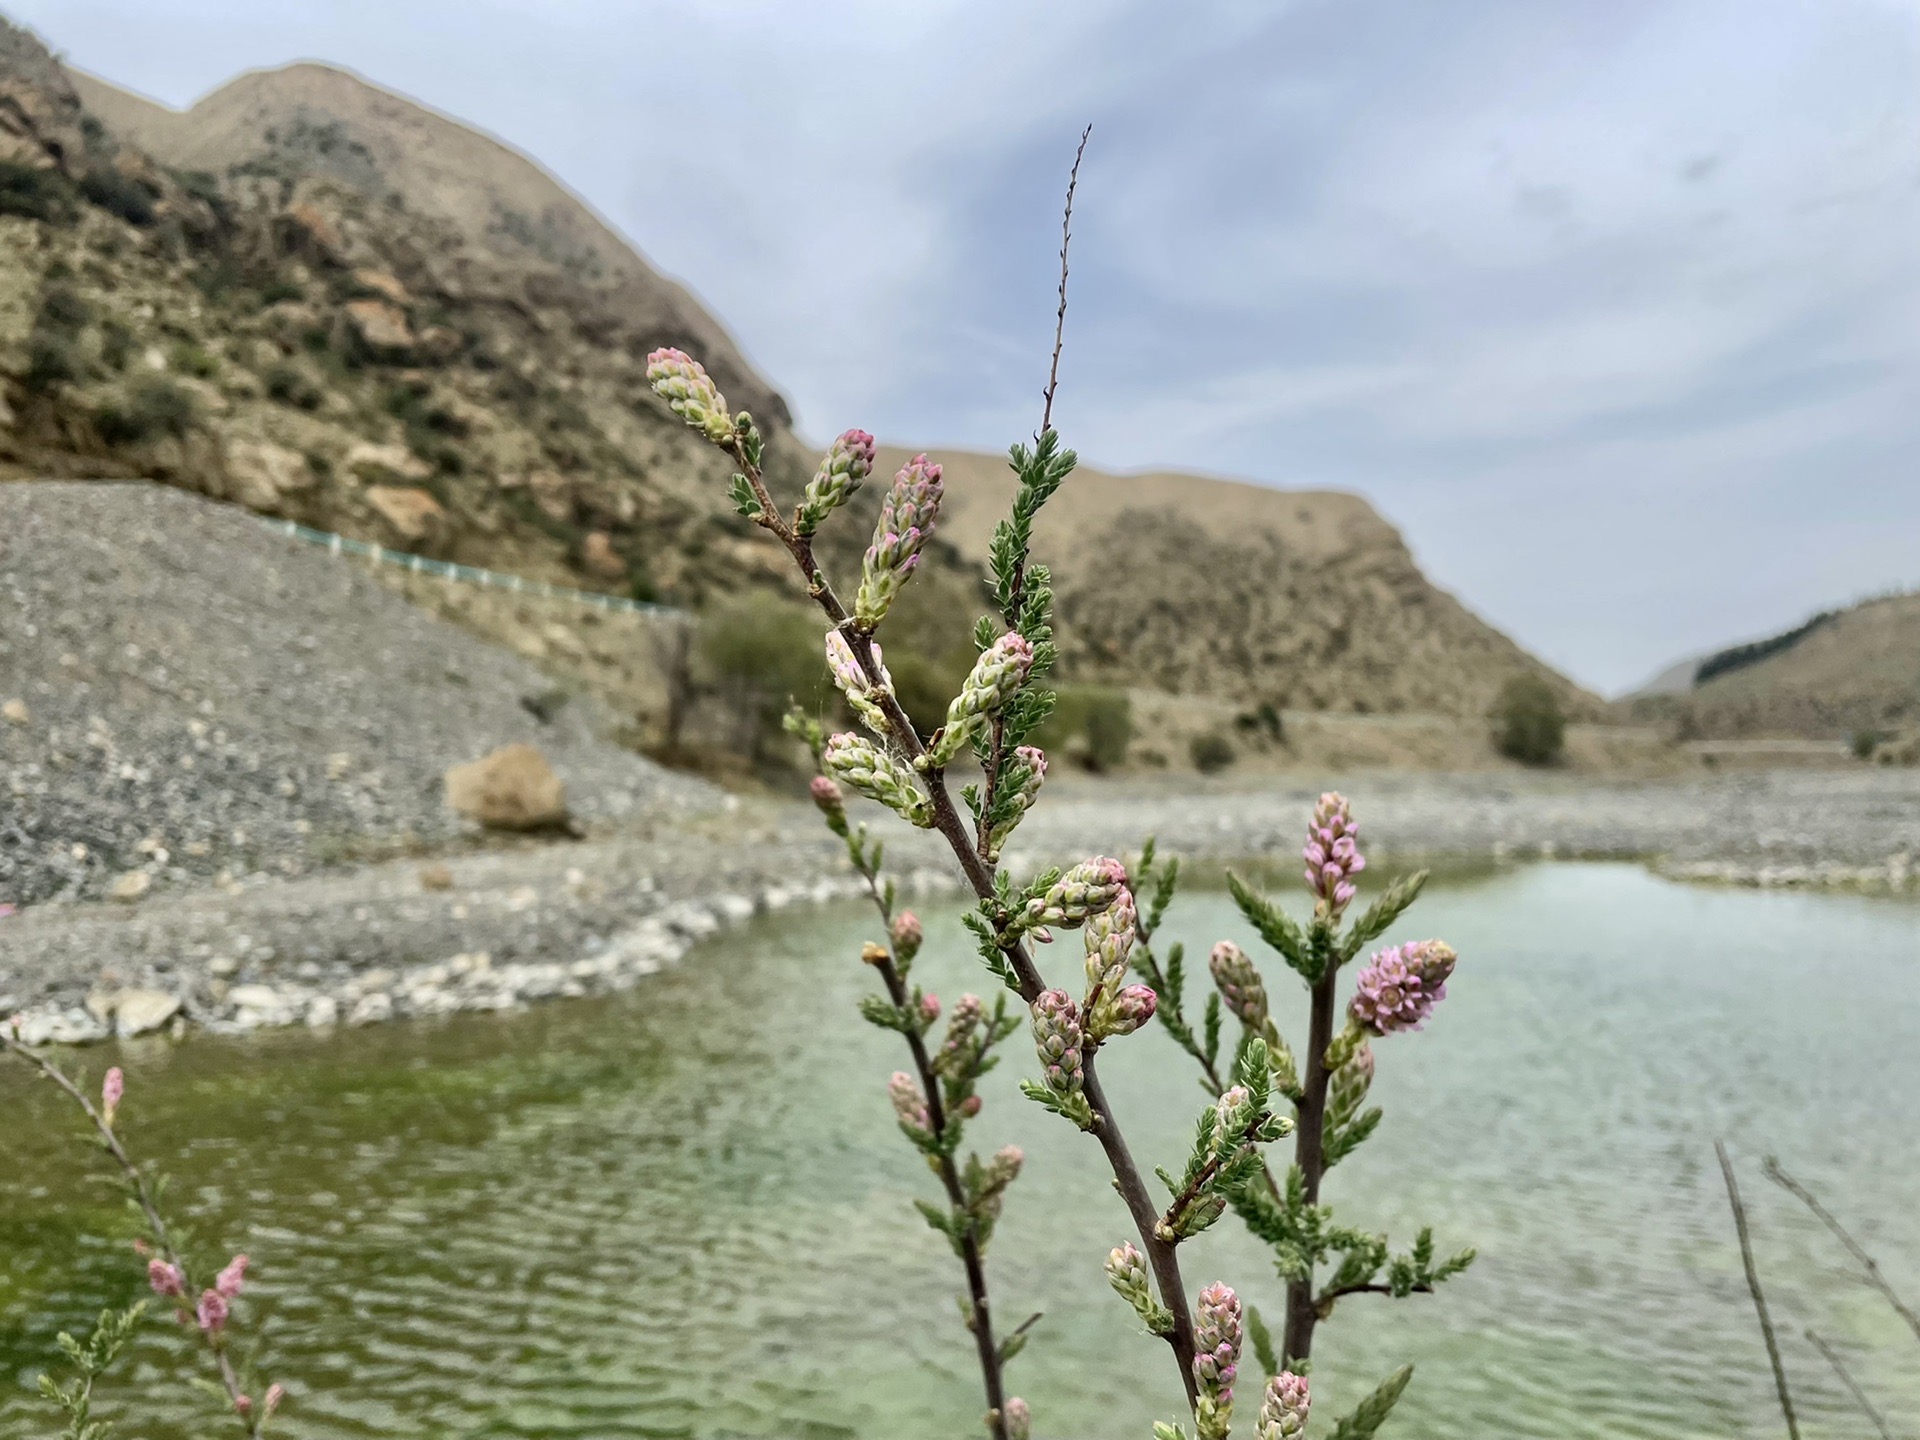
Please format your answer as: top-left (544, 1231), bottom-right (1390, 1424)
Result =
top-left (888, 445), bottom-right (1598, 720)
top-left (1, 20), bottom-right (805, 606)
top-left (0, 17), bottom-right (1598, 726)
top-left (1621, 591), bottom-right (1920, 741)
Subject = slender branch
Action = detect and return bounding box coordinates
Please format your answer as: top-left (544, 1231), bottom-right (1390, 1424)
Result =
top-left (1764, 1155), bottom-right (1920, 1345)
top-left (1159, 1110), bottom-right (1276, 1240)
top-left (1717, 1140), bottom-right (1801, 1440)
top-left (1804, 1330), bottom-right (1894, 1440)
top-left (1314, 1281), bottom-right (1433, 1308)
top-left (1282, 962), bottom-right (1338, 1364)
top-left (847, 853), bottom-right (1010, 1438)
top-left (1040, 124), bottom-right (1091, 439)
top-left (731, 449), bottom-right (1202, 1408)
top-left (2, 1033), bottom-right (263, 1435)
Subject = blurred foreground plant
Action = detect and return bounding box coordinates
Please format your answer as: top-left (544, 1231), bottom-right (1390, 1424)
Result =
top-left (1, 1025), bottom-right (287, 1437)
top-left (640, 133), bottom-right (1470, 1440)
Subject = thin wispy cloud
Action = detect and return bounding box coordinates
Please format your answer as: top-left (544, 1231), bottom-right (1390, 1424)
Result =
top-left (15, 0), bottom-right (1918, 691)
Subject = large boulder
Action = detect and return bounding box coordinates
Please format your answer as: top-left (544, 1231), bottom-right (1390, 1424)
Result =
top-left (444, 743), bottom-right (568, 831)
top-left (222, 438), bottom-right (312, 512)
top-left (345, 297), bottom-right (416, 357)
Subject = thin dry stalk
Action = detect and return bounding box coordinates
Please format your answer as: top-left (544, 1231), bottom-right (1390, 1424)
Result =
top-left (1805, 1330), bottom-right (1895, 1440)
top-left (1718, 1140), bottom-right (1801, 1440)
top-left (1765, 1154), bottom-right (1920, 1345)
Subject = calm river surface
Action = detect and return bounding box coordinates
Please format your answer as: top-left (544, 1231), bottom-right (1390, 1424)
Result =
top-left (4, 864), bottom-right (1917, 1439)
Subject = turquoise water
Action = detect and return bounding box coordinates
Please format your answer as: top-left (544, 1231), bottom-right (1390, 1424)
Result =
top-left (3, 864), bottom-right (1917, 1438)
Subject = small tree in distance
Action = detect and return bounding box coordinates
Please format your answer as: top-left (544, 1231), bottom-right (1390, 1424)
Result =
top-left (1493, 673), bottom-right (1565, 767)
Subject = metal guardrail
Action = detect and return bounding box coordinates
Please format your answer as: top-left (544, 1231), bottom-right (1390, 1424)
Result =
top-left (262, 517), bottom-right (685, 618)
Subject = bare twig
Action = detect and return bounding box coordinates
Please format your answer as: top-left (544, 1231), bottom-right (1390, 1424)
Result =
top-left (1039, 124), bottom-right (1091, 439)
top-left (2, 1033), bottom-right (264, 1435)
top-left (1765, 1154), bottom-right (1920, 1345)
top-left (1718, 1140), bottom-right (1801, 1440)
top-left (1805, 1330), bottom-right (1895, 1440)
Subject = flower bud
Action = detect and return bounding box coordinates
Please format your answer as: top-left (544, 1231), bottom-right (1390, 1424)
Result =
top-left (926, 633), bottom-right (1034, 766)
top-left (854, 455), bottom-right (943, 628)
top-left (1003, 1397), bottom-right (1032, 1440)
top-left (1303, 791), bottom-right (1366, 919)
top-left (934, 993), bottom-right (985, 1079)
top-left (1028, 989), bottom-right (1092, 1127)
top-left (1193, 1282), bottom-right (1243, 1440)
top-left (974, 1144), bottom-right (1024, 1226)
top-left (1083, 887), bottom-right (1137, 1005)
top-left (888, 1071), bottom-right (933, 1143)
top-left (918, 993), bottom-right (942, 1029)
top-left (984, 745), bottom-right (1046, 861)
top-left (148, 1258), bottom-right (185, 1298)
top-left (264, 1383), bottom-right (286, 1418)
top-left (809, 775), bottom-right (848, 835)
top-left (826, 629), bottom-right (896, 736)
top-left (101, 1066), bottom-right (123, 1127)
top-left (1022, 857), bottom-right (1129, 929)
top-left (214, 1254), bottom-right (249, 1300)
top-left (891, 910), bottom-right (924, 966)
top-left (860, 941), bottom-right (890, 967)
top-left (1259, 1372), bottom-right (1311, 1440)
top-left (644, 348), bottom-right (736, 447)
top-left (234, 1394), bottom-right (252, 1417)
top-left (197, 1289), bottom-right (229, 1334)
top-left (1104, 1240), bottom-right (1174, 1333)
top-left (959, 1093), bottom-right (983, 1118)
top-left (1349, 939), bottom-right (1457, 1035)
top-left (822, 732), bottom-right (934, 828)
top-left (1091, 983), bottom-right (1158, 1041)
top-left (1208, 941), bottom-right (1269, 1032)
top-left (796, 428), bottom-right (877, 535)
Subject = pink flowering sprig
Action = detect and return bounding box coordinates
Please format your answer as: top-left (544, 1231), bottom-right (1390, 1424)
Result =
top-left (1, 1025), bottom-right (284, 1436)
top-left (1132, 794), bottom-right (1474, 1434)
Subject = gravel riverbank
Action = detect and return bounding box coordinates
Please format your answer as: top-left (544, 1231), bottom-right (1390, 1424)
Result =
top-left (4, 767), bottom-right (1913, 1046)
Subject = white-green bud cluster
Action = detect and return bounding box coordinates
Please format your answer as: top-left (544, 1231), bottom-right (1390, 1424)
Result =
top-left (825, 629), bottom-right (895, 736)
top-left (644, 348), bottom-right (737, 448)
top-left (822, 732), bottom-right (934, 828)
top-left (1021, 857), bottom-right (1129, 930)
top-left (795, 428), bottom-right (877, 535)
top-left (1326, 1042), bottom-right (1375, 1134)
top-left (1105, 1241), bottom-right (1175, 1334)
top-left (926, 633), bottom-right (1034, 767)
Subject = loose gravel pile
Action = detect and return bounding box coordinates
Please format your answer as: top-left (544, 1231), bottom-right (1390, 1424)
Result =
top-left (0, 482), bottom-right (717, 905)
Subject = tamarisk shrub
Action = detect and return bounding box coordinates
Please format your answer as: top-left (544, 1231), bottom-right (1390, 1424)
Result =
top-left (644, 333), bottom-right (1472, 1435)
top-left (2, 1024), bottom-right (289, 1437)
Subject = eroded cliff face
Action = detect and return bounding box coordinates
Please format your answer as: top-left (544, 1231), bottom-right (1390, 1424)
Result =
top-left (2, 25), bottom-right (807, 606)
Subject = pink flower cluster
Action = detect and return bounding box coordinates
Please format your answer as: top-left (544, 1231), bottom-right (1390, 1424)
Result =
top-left (1348, 940), bottom-right (1458, 1035)
top-left (1303, 791), bottom-right (1366, 916)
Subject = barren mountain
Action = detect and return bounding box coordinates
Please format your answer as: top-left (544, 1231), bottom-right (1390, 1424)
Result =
top-left (1621, 592), bottom-right (1919, 741)
top-left (885, 445), bottom-right (1597, 720)
top-left (0, 17), bottom-right (1595, 728)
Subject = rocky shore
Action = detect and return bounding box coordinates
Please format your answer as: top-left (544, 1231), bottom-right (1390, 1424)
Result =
top-left (4, 767), bottom-right (1913, 1047)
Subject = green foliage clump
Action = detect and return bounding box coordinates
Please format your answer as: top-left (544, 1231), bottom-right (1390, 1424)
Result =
top-left (699, 596), bottom-right (831, 756)
top-left (78, 167), bottom-right (155, 226)
top-left (94, 376), bottom-right (195, 446)
top-left (1235, 700), bottom-right (1286, 744)
top-left (1035, 684), bottom-right (1132, 771)
top-left (23, 283), bottom-right (91, 394)
top-left (263, 362), bottom-right (324, 411)
top-left (169, 341), bottom-right (219, 378)
top-left (1850, 728), bottom-right (1884, 761)
top-left (0, 160), bottom-right (75, 222)
top-left (1493, 673), bottom-right (1565, 766)
top-left (1189, 732), bottom-right (1236, 774)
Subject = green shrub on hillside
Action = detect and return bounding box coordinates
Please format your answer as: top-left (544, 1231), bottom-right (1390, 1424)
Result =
top-left (78, 167), bottom-right (156, 226)
top-left (0, 161), bottom-right (75, 221)
top-left (1494, 673), bottom-right (1566, 766)
top-left (1036, 684), bottom-right (1132, 771)
top-left (94, 376), bottom-right (195, 446)
top-left (1190, 731), bottom-right (1236, 773)
top-left (699, 597), bottom-right (832, 757)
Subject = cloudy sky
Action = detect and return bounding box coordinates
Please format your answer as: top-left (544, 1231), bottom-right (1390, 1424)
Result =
top-left (16, 0), bottom-right (1919, 693)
